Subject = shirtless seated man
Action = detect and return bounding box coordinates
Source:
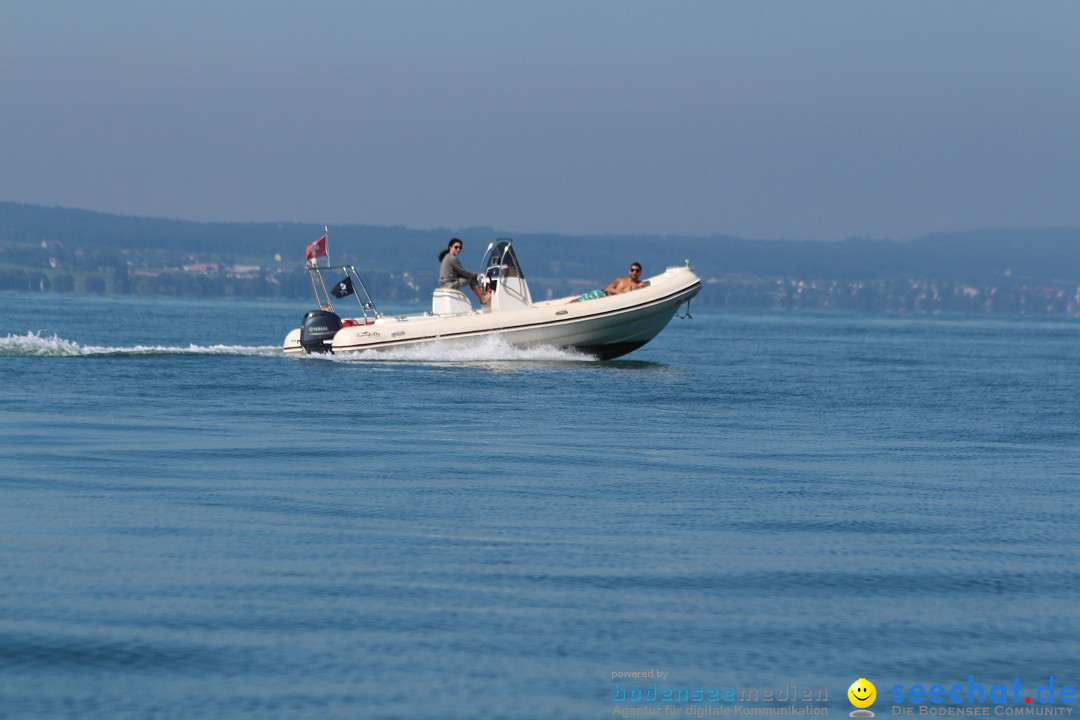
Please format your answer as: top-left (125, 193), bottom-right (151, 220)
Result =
top-left (573, 262), bottom-right (649, 302)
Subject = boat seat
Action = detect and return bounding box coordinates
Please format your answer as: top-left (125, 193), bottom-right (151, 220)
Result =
top-left (432, 288), bottom-right (472, 315)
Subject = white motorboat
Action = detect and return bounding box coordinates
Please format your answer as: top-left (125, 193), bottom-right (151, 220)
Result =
top-left (283, 239), bottom-right (700, 360)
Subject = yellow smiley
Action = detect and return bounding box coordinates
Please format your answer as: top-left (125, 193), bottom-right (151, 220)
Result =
top-left (848, 679), bottom-right (876, 708)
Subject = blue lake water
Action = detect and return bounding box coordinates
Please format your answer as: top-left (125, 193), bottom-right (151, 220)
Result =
top-left (2, 291), bottom-right (1079, 719)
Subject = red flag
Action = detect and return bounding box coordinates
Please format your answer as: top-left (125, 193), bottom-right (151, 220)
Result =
top-left (305, 235), bottom-right (327, 263)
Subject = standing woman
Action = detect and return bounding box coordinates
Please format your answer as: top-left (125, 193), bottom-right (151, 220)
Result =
top-left (438, 238), bottom-right (492, 305)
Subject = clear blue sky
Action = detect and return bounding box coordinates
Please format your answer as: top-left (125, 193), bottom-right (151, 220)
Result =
top-left (2, 1), bottom-right (1078, 240)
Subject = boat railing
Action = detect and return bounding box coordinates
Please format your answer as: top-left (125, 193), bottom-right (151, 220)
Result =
top-left (308, 264), bottom-right (380, 324)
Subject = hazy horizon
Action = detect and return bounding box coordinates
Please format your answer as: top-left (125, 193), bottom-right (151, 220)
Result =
top-left (3, 1), bottom-right (1079, 241)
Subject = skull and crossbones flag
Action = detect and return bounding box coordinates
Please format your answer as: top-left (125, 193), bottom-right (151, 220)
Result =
top-left (331, 276), bottom-right (354, 298)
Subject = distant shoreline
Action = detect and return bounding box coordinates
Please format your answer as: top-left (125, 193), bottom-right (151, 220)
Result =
top-left (3, 202), bottom-right (1079, 315)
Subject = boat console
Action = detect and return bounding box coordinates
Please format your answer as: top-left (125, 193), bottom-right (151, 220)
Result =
top-left (478, 239), bottom-right (533, 313)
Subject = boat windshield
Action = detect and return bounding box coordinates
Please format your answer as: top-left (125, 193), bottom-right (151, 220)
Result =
top-left (480, 239), bottom-right (524, 280)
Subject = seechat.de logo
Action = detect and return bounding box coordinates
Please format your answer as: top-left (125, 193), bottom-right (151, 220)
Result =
top-left (891, 677), bottom-right (1077, 707)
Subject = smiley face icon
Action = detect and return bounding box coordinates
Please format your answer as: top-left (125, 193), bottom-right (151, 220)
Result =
top-left (848, 679), bottom-right (876, 715)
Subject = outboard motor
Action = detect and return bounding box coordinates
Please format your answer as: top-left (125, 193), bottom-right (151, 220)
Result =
top-left (299, 310), bottom-right (342, 354)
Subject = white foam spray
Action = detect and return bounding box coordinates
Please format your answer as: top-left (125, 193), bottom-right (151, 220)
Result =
top-left (0, 331), bottom-right (280, 357)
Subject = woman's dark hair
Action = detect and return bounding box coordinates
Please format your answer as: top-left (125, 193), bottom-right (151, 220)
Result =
top-left (438, 238), bottom-right (463, 262)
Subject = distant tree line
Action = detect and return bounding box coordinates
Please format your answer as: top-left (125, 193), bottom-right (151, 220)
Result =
top-left (3, 202), bottom-right (1079, 314)
top-left (0, 264), bottom-right (422, 301)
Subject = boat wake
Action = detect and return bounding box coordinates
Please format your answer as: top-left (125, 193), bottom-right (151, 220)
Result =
top-left (0, 330), bottom-right (588, 364)
top-left (0, 331), bottom-right (281, 358)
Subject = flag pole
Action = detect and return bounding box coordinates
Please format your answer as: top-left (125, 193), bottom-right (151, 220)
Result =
top-left (324, 225), bottom-right (330, 268)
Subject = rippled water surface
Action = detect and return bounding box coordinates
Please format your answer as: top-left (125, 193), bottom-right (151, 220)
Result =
top-left (2, 292), bottom-right (1078, 719)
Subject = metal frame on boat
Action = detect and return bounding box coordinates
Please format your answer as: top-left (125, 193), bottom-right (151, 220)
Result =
top-left (284, 238), bottom-right (700, 359)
